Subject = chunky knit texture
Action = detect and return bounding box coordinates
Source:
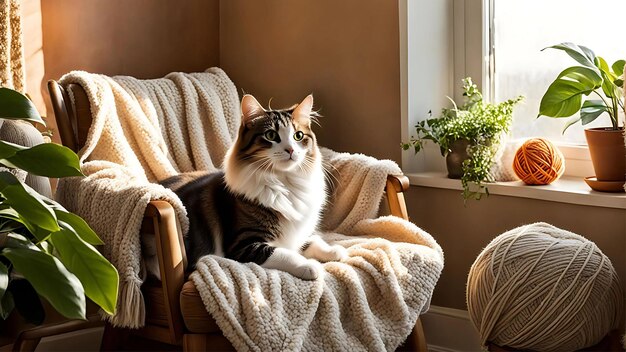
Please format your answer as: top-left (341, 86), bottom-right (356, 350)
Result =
top-left (0, 0), bottom-right (24, 92)
top-left (192, 150), bottom-right (444, 351)
top-left (54, 69), bottom-right (444, 348)
top-left (56, 68), bottom-right (240, 327)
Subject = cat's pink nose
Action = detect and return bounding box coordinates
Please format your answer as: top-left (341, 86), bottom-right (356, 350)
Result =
top-left (285, 148), bottom-right (294, 155)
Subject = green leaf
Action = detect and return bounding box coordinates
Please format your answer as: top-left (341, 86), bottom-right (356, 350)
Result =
top-left (538, 66), bottom-right (603, 118)
top-left (0, 290), bottom-right (14, 320)
top-left (0, 206), bottom-right (20, 220)
top-left (41, 199), bottom-right (103, 245)
top-left (543, 42), bottom-right (597, 70)
top-left (0, 172), bottom-right (59, 240)
top-left (580, 100), bottom-right (607, 125)
top-left (612, 59), bottom-right (625, 77)
top-left (0, 143), bottom-right (83, 178)
top-left (0, 218), bottom-right (22, 234)
top-left (0, 88), bottom-right (45, 126)
top-left (0, 261), bottom-right (14, 319)
top-left (57, 212), bottom-right (103, 245)
top-left (0, 140), bottom-right (25, 160)
top-left (50, 226), bottom-right (118, 315)
top-left (0, 262), bottom-right (7, 299)
top-left (3, 232), bottom-right (38, 250)
top-left (595, 56), bottom-right (619, 98)
top-left (1, 247), bottom-right (85, 320)
top-left (0, 207), bottom-right (48, 243)
top-left (595, 56), bottom-right (612, 74)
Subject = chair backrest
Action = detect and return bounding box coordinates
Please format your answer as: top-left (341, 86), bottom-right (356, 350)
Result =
top-left (47, 81), bottom-right (92, 153)
top-left (47, 79), bottom-right (188, 344)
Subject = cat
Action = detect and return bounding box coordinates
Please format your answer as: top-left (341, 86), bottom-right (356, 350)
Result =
top-left (156, 94), bottom-right (347, 280)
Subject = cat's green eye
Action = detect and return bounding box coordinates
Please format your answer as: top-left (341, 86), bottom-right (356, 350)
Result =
top-left (264, 130), bottom-right (277, 141)
top-left (294, 131), bottom-right (304, 141)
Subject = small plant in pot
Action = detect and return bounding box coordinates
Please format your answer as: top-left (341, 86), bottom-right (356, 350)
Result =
top-left (0, 87), bottom-right (119, 324)
top-left (402, 78), bottom-right (523, 200)
top-left (538, 42), bottom-right (625, 190)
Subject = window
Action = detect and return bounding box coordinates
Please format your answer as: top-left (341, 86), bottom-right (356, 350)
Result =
top-left (490, 0), bottom-right (626, 145)
top-left (400, 0), bottom-right (623, 176)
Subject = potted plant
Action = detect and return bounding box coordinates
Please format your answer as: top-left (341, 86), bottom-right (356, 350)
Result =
top-left (402, 78), bottom-right (523, 200)
top-left (538, 42), bottom-right (625, 188)
top-left (0, 87), bottom-right (119, 324)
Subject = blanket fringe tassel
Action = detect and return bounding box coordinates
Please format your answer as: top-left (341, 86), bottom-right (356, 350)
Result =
top-left (100, 281), bottom-right (146, 329)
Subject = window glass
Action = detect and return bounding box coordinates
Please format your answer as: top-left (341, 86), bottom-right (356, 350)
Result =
top-left (492, 0), bottom-right (626, 144)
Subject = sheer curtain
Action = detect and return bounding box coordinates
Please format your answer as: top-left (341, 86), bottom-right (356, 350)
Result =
top-left (0, 0), bottom-right (25, 92)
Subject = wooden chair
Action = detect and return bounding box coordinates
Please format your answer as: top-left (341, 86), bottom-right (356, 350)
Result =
top-left (47, 79), bottom-right (428, 352)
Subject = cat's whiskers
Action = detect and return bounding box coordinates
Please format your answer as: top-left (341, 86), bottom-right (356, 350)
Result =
top-left (321, 160), bottom-right (340, 191)
top-left (310, 111), bottom-right (322, 127)
top-left (242, 158), bottom-right (273, 181)
top-left (240, 154), bottom-right (257, 161)
top-left (258, 159), bottom-right (274, 174)
top-left (297, 157), bottom-right (313, 175)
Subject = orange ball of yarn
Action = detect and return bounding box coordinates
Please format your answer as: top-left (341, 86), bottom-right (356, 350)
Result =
top-left (513, 138), bottom-right (565, 185)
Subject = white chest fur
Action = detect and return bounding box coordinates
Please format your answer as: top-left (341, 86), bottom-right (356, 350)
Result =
top-left (268, 167), bottom-right (326, 250)
top-left (225, 157), bottom-right (327, 250)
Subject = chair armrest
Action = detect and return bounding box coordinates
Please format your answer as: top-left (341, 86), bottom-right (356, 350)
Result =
top-left (141, 200), bottom-right (186, 345)
top-left (12, 315), bottom-right (102, 352)
top-left (386, 174), bottom-right (410, 192)
top-left (385, 175), bottom-right (410, 220)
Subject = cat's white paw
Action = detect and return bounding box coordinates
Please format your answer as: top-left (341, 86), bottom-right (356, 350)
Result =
top-left (327, 245), bottom-right (348, 262)
top-left (294, 260), bottom-right (323, 280)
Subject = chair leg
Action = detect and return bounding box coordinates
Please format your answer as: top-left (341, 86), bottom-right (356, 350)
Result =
top-left (183, 334), bottom-right (208, 352)
top-left (411, 318), bottom-right (428, 352)
top-left (393, 317), bottom-right (429, 352)
top-left (11, 337), bottom-right (40, 352)
top-left (100, 323), bottom-right (130, 351)
top-left (183, 334), bottom-right (236, 352)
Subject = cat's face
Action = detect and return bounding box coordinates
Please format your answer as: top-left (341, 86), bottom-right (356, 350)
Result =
top-left (232, 94), bottom-right (319, 173)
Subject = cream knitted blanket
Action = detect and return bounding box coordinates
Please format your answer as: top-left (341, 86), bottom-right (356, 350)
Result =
top-left (192, 149), bottom-right (444, 351)
top-left (54, 69), bottom-right (444, 348)
top-left (56, 68), bottom-right (240, 327)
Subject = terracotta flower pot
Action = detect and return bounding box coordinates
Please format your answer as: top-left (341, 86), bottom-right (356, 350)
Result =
top-left (584, 127), bottom-right (626, 182)
top-left (446, 139), bottom-right (471, 179)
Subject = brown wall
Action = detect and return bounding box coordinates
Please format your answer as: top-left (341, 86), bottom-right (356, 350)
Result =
top-left (25, 0), bottom-right (220, 138)
top-left (27, 0), bottom-right (401, 160)
top-left (407, 187), bottom-right (626, 311)
top-left (219, 0), bottom-right (402, 163)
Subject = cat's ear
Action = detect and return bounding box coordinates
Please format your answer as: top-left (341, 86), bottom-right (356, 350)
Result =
top-left (292, 94), bottom-right (314, 125)
top-left (241, 94), bottom-right (265, 123)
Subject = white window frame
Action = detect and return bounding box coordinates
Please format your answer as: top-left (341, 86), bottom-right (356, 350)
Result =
top-left (400, 0), bottom-right (593, 178)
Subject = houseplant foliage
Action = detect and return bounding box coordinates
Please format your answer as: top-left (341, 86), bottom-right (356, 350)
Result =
top-left (0, 87), bottom-right (118, 324)
top-left (402, 78), bottom-right (523, 200)
top-left (538, 42), bottom-right (625, 185)
top-left (538, 42), bottom-right (624, 131)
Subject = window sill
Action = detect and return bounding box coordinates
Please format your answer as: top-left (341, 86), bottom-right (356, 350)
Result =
top-left (407, 172), bottom-right (626, 210)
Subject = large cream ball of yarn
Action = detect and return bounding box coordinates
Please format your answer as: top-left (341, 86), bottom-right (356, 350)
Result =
top-left (467, 222), bottom-right (622, 352)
